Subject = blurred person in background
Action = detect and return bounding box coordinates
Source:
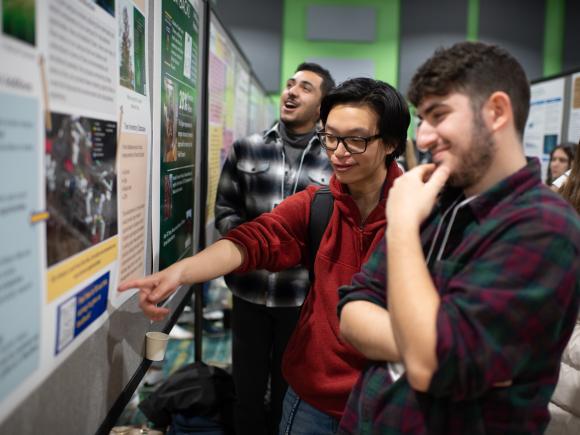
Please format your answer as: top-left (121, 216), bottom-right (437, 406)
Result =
top-left (545, 141), bottom-right (580, 434)
top-left (547, 143), bottom-right (574, 185)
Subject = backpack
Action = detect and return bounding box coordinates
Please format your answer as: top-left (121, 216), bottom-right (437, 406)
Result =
top-left (139, 361), bottom-right (235, 434)
top-left (308, 186), bottom-right (334, 283)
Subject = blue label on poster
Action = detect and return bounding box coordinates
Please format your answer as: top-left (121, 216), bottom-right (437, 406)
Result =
top-left (55, 272), bottom-right (110, 354)
top-left (74, 272), bottom-right (110, 336)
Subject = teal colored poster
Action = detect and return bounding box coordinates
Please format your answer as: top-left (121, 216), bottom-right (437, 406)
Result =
top-left (159, 0), bottom-right (198, 269)
top-left (0, 93), bottom-right (40, 399)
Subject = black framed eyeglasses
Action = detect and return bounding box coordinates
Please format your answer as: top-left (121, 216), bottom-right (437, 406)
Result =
top-left (317, 131), bottom-right (381, 154)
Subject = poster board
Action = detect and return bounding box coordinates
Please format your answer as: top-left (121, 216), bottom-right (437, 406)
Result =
top-left (566, 72), bottom-right (580, 144)
top-left (205, 10), bottom-right (273, 243)
top-left (0, 1), bottom-right (204, 433)
top-left (151, 0), bottom-right (203, 274)
top-left (523, 77), bottom-right (566, 180)
top-left (523, 70), bottom-right (580, 181)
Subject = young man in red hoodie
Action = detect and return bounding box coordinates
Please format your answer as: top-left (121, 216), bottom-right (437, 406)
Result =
top-left (119, 77), bottom-right (410, 433)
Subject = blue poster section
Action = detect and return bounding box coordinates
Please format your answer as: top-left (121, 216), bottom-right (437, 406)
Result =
top-left (0, 93), bottom-right (40, 398)
top-left (56, 272), bottom-right (110, 354)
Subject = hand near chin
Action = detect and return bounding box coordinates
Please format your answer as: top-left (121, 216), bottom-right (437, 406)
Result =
top-left (387, 163), bottom-right (450, 230)
top-left (118, 262), bottom-right (185, 321)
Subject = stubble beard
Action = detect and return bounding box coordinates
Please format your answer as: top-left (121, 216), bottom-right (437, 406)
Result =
top-left (447, 113), bottom-right (495, 190)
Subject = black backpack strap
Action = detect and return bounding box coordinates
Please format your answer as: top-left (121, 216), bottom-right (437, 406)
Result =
top-left (308, 186), bottom-right (333, 284)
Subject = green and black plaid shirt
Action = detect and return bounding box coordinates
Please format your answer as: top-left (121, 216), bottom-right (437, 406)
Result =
top-left (338, 159), bottom-right (580, 434)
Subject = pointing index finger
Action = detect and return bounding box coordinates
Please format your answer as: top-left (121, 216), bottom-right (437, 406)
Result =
top-left (118, 275), bottom-right (158, 292)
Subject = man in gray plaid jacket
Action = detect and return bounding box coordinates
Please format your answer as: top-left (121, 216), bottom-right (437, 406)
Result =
top-left (215, 62), bottom-right (335, 435)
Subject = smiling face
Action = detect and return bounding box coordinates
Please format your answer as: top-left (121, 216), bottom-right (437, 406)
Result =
top-left (324, 103), bottom-right (392, 192)
top-left (416, 92), bottom-right (496, 193)
top-left (550, 147), bottom-right (571, 180)
top-left (280, 70), bottom-right (324, 134)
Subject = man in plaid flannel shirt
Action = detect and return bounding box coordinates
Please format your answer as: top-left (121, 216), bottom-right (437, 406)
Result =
top-left (215, 63), bottom-right (334, 434)
top-left (337, 42), bottom-right (580, 434)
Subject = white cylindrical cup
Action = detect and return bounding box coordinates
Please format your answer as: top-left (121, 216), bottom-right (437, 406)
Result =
top-left (145, 331), bottom-right (169, 361)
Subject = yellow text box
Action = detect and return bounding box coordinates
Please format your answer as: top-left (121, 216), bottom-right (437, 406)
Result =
top-left (47, 237), bottom-right (118, 302)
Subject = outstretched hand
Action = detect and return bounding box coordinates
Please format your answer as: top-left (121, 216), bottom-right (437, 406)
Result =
top-left (387, 163), bottom-right (450, 229)
top-left (118, 262), bottom-right (184, 321)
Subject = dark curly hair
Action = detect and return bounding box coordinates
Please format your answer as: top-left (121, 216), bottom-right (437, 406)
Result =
top-left (408, 41), bottom-right (530, 138)
top-left (320, 77), bottom-right (410, 165)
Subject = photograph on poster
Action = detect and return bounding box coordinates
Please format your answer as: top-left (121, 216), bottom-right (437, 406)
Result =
top-left (118, 0), bottom-right (146, 95)
top-left (162, 76), bottom-right (178, 162)
top-left (92, 0), bottom-right (115, 17)
top-left (119, 0), bottom-right (135, 91)
top-left (163, 174), bottom-right (173, 220)
top-left (45, 113), bottom-right (118, 266)
top-left (185, 208), bottom-right (192, 249)
top-left (2, 0), bottom-right (35, 46)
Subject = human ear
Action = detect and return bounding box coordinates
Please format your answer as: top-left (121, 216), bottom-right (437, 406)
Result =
top-left (483, 91), bottom-right (512, 133)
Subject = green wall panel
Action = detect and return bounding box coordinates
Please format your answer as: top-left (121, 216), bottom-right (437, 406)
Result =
top-left (281, 0), bottom-right (401, 89)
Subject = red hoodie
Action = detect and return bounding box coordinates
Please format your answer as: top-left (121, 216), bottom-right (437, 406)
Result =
top-left (224, 161), bottom-right (402, 419)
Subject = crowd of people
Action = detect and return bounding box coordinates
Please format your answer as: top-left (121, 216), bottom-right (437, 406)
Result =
top-left (120, 41), bottom-right (580, 434)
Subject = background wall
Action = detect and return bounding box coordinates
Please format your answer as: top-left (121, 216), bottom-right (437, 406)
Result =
top-left (562, 0), bottom-right (580, 73)
top-left (479, 0), bottom-right (545, 80)
top-left (398, 0), bottom-right (468, 95)
top-left (280, 0), bottom-right (401, 88)
top-left (214, 0), bottom-right (580, 97)
top-left (212, 0), bottom-right (283, 92)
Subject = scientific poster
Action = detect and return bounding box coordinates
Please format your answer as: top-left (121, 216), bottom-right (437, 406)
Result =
top-left (523, 78), bottom-right (565, 180)
top-left (152, 0), bottom-right (199, 271)
top-left (205, 17), bottom-right (237, 224)
top-left (567, 73), bottom-right (580, 144)
top-left (116, 0), bottom-right (151, 289)
top-left (0, 0), bottom-right (152, 423)
top-left (234, 59), bottom-right (250, 140)
top-left (44, 0), bottom-right (119, 357)
top-left (0, 46), bottom-right (42, 422)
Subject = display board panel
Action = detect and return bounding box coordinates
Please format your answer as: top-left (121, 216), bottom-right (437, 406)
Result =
top-left (0, 1), bottom-right (203, 433)
top-left (0, 0), bottom-right (274, 431)
top-left (151, 0), bottom-right (201, 272)
top-left (206, 14), bottom-right (237, 226)
top-left (567, 72), bottom-right (580, 144)
top-left (205, 10), bottom-right (272, 232)
top-left (523, 77), bottom-right (566, 180)
top-left (0, 0), bottom-right (152, 425)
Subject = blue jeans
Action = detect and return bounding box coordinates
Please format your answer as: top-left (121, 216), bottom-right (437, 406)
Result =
top-left (279, 386), bottom-right (339, 434)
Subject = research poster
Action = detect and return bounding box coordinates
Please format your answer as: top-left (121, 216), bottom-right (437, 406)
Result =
top-left (116, 0), bottom-right (151, 289)
top-left (0, 0), bottom-right (152, 423)
top-left (523, 78), bottom-right (565, 180)
top-left (567, 73), bottom-right (580, 144)
top-left (205, 17), bottom-right (238, 224)
top-left (0, 9), bottom-right (43, 421)
top-left (234, 59), bottom-right (250, 140)
top-left (44, 0), bottom-right (120, 360)
top-left (152, 0), bottom-right (200, 271)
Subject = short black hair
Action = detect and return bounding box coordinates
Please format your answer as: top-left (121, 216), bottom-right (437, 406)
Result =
top-left (296, 62), bottom-right (336, 98)
top-left (408, 41), bottom-right (530, 138)
top-left (320, 77), bottom-right (410, 164)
